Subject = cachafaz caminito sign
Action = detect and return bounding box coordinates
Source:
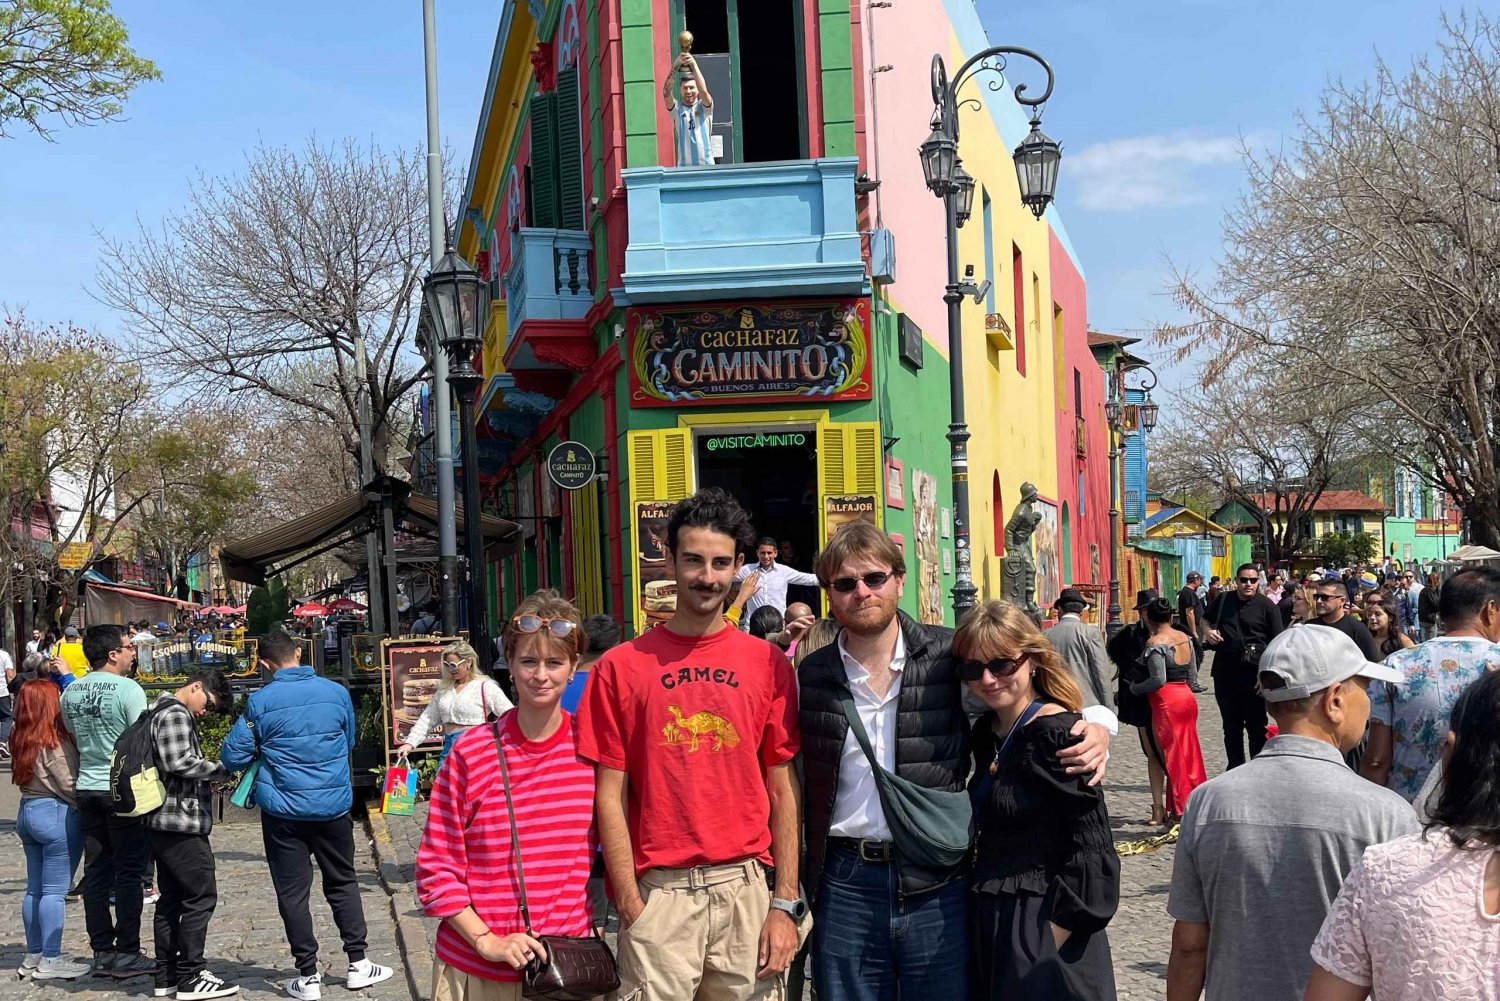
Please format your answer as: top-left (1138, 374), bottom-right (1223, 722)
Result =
top-left (547, 440), bottom-right (597, 490)
top-left (629, 300), bottom-right (872, 407)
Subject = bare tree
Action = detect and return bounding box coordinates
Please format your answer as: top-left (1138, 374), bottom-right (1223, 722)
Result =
top-left (1158, 12), bottom-right (1500, 547)
top-left (96, 138), bottom-right (431, 475)
top-left (1148, 358), bottom-right (1374, 563)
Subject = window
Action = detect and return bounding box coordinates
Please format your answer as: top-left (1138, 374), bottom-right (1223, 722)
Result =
top-left (526, 57), bottom-right (584, 229)
top-left (1053, 303), bottom-right (1065, 408)
top-left (679, 0), bottom-right (806, 163)
top-left (982, 190), bottom-right (996, 313)
top-left (1012, 244), bottom-right (1025, 375)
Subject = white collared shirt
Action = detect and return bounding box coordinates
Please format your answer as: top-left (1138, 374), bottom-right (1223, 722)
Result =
top-left (828, 629), bottom-right (906, 840)
top-left (735, 560), bottom-right (819, 621)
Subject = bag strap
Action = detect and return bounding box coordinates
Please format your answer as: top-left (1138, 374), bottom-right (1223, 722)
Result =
top-left (490, 721), bottom-right (534, 936)
top-left (836, 692), bottom-right (882, 774)
top-left (992, 699), bottom-right (1046, 767)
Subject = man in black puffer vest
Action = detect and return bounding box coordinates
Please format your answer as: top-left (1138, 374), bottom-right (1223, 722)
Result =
top-left (798, 522), bottom-right (1111, 1000)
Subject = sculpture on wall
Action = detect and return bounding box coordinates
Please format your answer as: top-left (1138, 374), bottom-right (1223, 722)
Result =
top-left (1001, 482), bottom-right (1043, 621)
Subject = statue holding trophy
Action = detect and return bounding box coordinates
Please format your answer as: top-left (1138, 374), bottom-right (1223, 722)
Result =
top-left (1001, 482), bottom-right (1044, 622)
top-left (660, 29), bottom-right (715, 166)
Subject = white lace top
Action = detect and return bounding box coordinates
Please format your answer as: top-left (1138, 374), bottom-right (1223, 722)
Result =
top-left (1311, 832), bottom-right (1500, 1000)
top-left (404, 678), bottom-right (514, 747)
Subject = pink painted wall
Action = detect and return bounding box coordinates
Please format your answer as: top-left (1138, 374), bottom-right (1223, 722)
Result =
top-left (1049, 229), bottom-right (1110, 585)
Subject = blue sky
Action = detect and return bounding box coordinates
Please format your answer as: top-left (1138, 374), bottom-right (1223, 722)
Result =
top-left (0, 0), bottom-right (1466, 379)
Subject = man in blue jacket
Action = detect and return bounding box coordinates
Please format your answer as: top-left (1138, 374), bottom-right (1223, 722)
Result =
top-left (220, 631), bottom-right (392, 1001)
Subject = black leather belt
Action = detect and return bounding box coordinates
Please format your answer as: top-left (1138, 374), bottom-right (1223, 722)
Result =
top-left (828, 837), bottom-right (895, 863)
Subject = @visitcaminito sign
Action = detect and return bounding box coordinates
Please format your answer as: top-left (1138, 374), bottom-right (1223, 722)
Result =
top-left (630, 300), bottom-right (872, 407)
top-left (547, 441), bottom-right (597, 490)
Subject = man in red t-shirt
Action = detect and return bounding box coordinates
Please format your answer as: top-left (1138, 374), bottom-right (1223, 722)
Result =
top-left (577, 488), bottom-right (804, 1000)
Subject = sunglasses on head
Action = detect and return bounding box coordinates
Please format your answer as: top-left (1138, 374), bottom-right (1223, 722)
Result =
top-left (957, 655), bottom-right (1027, 682)
top-left (830, 571), bottom-right (894, 593)
top-left (510, 614), bottom-right (580, 640)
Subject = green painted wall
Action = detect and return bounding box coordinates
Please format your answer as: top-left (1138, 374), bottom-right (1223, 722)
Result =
top-left (817, 0), bottom-right (855, 156)
top-left (620, 0), bottom-right (657, 167)
top-left (871, 290), bottom-right (955, 624)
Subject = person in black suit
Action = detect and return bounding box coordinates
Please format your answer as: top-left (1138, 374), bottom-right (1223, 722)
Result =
top-left (1204, 564), bottom-right (1284, 768)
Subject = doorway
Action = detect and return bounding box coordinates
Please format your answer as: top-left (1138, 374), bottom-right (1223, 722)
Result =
top-left (694, 427), bottom-right (821, 612)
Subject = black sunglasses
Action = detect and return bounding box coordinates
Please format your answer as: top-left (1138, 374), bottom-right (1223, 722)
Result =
top-left (830, 571), bottom-right (894, 593)
top-left (1237, 577), bottom-right (1259, 584)
top-left (957, 656), bottom-right (1026, 682)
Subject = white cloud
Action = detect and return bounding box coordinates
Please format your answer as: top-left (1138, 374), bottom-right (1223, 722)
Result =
top-left (1066, 133), bottom-right (1250, 212)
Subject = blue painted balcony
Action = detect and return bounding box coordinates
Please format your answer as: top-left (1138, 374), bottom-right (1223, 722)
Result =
top-left (619, 157), bottom-right (865, 304)
top-left (503, 228), bottom-right (596, 371)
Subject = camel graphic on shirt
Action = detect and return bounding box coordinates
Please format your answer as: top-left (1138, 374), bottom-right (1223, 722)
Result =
top-left (661, 705), bottom-right (740, 752)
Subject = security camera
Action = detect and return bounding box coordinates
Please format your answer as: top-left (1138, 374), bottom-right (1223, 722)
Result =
top-left (972, 279), bottom-right (992, 305)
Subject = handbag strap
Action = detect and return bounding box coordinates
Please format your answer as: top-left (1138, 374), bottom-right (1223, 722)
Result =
top-left (836, 692), bottom-right (884, 775)
top-left (490, 720), bottom-right (535, 936)
top-left (992, 699), bottom-right (1046, 767)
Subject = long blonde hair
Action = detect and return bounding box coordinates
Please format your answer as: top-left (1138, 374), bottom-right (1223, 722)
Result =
top-left (793, 617), bottom-right (840, 669)
top-left (952, 600), bottom-right (1083, 712)
top-left (438, 640), bottom-right (486, 691)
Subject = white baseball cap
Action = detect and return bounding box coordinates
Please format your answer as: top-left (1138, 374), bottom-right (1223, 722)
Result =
top-left (1258, 625), bottom-right (1406, 702)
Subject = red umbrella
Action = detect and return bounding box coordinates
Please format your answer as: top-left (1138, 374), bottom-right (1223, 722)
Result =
top-left (292, 602), bottom-right (329, 618)
top-left (327, 598), bottom-right (366, 612)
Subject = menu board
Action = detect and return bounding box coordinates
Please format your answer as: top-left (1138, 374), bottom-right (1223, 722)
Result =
top-left (633, 500), bottom-right (676, 636)
top-left (382, 638), bottom-right (452, 748)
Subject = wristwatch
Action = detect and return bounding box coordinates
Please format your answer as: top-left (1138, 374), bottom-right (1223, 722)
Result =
top-left (770, 896), bottom-right (808, 921)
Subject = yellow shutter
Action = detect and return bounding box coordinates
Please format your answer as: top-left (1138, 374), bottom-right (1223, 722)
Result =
top-left (569, 480), bottom-right (603, 616)
top-left (818, 421), bottom-right (883, 544)
top-left (625, 429), bottom-right (694, 635)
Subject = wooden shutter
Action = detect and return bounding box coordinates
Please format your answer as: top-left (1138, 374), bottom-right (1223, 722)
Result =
top-left (569, 476), bottom-right (604, 616)
top-left (626, 429), bottom-right (694, 634)
top-left (528, 92), bottom-right (560, 228)
top-left (555, 67), bottom-right (585, 231)
top-left (817, 421), bottom-right (883, 545)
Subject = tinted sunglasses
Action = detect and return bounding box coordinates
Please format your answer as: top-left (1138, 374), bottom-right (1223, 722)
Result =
top-left (830, 571), bottom-right (894, 593)
top-left (1236, 577), bottom-right (1259, 584)
top-left (510, 614), bottom-right (580, 640)
top-left (957, 656), bottom-right (1026, 682)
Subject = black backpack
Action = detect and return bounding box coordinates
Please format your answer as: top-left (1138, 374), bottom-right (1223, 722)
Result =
top-left (110, 707), bottom-right (166, 817)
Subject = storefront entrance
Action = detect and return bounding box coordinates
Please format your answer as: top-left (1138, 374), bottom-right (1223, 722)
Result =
top-left (694, 427), bottom-right (821, 610)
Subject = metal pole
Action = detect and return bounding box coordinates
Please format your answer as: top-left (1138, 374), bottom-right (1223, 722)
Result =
top-left (422, 0), bottom-right (459, 635)
top-left (944, 183), bottom-right (977, 620)
top-left (1105, 357), bottom-right (1123, 638)
top-left (456, 388), bottom-right (492, 673)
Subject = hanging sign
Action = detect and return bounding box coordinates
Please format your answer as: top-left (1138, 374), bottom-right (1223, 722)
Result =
top-left (633, 500), bottom-right (677, 634)
top-left (630, 299), bottom-right (872, 407)
top-left (824, 494), bottom-right (879, 543)
top-left (547, 440), bottom-right (597, 490)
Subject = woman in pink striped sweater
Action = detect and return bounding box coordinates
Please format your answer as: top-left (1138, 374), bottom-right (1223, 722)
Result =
top-left (416, 590), bottom-right (597, 1001)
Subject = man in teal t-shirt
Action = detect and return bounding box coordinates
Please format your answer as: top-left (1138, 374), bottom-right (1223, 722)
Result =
top-left (60, 624), bottom-right (154, 979)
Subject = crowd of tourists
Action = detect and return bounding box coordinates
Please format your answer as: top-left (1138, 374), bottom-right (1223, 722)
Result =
top-left (8, 625), bottom-right (393, 999)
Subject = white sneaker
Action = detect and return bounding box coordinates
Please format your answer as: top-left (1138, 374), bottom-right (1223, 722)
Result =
top-left (286, 972), bottom-right (323, 1000)
top-left (143, 886), bottom-right (161, 905)
top-left (33, 955), bottom-right (92, 980)
top-left (345, 960), bottom-right (392, 991)
top-left (16, 953), bottom-right (41, 979)
top-left (176, 970), bottom-right (240, 1000)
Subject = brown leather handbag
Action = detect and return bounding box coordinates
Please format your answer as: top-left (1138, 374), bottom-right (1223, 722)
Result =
top-left (491, 723), bottom-right (620, 1001)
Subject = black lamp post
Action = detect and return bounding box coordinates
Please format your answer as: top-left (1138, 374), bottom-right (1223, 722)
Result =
top-left (922, 48), bottom-right (1060, 620)
top-left (1104, 360), bottom-right (1158, 638)
top-left (423, 246), bottom-right (492, 672)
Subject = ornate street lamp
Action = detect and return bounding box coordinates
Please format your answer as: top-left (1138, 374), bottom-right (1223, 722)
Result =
top-left (423, 246), bottom-right (492, 671)
top-left (1139, 396), bottom-right (1160, 434)
top-left (1014, 116), bottom-right (1062, 219)
top-left (921, 47), bottom-right (1060, 621)
top-left (1104, 362), bottom-right (1159, 637)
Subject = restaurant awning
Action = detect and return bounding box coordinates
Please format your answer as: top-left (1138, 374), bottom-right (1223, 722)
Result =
top-left (220, 475), bottom-right (520, 586)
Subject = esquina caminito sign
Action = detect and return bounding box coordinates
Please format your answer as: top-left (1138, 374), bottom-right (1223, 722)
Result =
top-left (629, 300), bottom-right (872, 407)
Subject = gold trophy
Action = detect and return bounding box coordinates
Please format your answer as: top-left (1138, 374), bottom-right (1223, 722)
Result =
top-left (677, 30), bottom-right (694, 77)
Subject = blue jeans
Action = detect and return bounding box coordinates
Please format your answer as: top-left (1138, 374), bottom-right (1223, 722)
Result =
top-left (17, 796), bottom-right (82, 957)
top-left (812, 844), bottom-right (968, 1001)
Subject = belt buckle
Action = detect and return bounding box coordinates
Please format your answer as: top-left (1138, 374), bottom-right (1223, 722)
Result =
top-left (858, 839), bottom-right (888, 863)
top-left (687, 865), bottom-right (710, 890)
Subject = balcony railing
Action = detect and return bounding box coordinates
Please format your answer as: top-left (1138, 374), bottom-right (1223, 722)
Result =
top-left (505, 228), bottom-right (593, 347)
top-left (619, 157), bottom-right (865, 304)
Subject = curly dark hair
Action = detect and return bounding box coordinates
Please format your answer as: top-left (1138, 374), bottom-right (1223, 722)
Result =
top-left (665, 487), bottom-right (756, 557)
top-left (1425, 669), bottom-right (1500, 847)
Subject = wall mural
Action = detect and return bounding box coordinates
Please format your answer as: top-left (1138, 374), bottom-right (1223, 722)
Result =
top-left (911, 468), bottom-right (943, 625)
top-left (1033, 499), bottom-right (1061, 612)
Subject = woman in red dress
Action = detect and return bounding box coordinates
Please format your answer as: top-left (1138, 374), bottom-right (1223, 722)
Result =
top-left (1129, 598), bottom-right (1207, 821)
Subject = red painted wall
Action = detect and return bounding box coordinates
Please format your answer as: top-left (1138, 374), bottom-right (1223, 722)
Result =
top-left (1049, 230), bottom-right (1110, 586)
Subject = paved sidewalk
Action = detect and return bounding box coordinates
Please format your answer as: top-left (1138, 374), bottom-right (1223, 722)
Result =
top-left (0, 782), bottom-right (408, 1001)
top-left (371, 672), bottom-right (1232, 1001)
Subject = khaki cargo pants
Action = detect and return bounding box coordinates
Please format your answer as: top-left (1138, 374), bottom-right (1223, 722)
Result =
top-left (612, 859), bottom-right (811, 1001)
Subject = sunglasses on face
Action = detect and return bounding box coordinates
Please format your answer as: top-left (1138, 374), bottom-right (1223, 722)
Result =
top-left (1314, 593), bottom-right (1344, 602)
top-left (830, 571), bottom-right (894, 593)
top-left (511, 614), bottom-right (580, 639)
top-left (957, 656), bottom-right (1026, 682)
top-left (1237, 577), bottom-right (1258, 584)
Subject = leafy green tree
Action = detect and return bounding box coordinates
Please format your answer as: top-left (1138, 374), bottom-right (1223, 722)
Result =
top-left (0, 0), bottom-right (160, 139)
top-left (245, 576), bottom-right (291, 636)
top-left (1317, 532), bottom-right (1381, 569)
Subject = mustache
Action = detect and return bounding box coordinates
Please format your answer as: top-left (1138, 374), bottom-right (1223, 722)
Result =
top-left (690, 584), bottom-right (725, 594)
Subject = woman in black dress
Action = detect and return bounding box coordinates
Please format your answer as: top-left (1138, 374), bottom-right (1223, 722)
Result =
top-left (955, 600), bottom-right (1120, 1001)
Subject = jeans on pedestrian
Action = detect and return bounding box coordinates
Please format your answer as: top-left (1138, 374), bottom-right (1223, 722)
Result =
top-left (148, 830), bottom-right (218, 982)
top-left (261, 813), bottom-right (368, 976)
top-left (1212, 682), bottom-right (1268, 769)
top-left (811, 844), bottom-right (968, 1001)
top-left (17, 796), bottom-right (82, 957)
top-left (76, 789), bottom-right (150, 955)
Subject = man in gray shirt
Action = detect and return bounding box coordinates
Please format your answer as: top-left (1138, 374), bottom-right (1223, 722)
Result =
top-left (1046, 587), bottom-right (1114, 711)
top-left (1165, 626), bottom-right (1418, 1001)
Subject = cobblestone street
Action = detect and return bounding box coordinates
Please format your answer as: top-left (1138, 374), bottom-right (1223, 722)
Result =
top-left (0, 781), bottom-right (407, 1001)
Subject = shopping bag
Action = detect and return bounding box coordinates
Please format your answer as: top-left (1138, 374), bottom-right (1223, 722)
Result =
top-left (382, 765), bottom-right (418, 815)
top-left (229, 758), bottom-right (262, 809)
